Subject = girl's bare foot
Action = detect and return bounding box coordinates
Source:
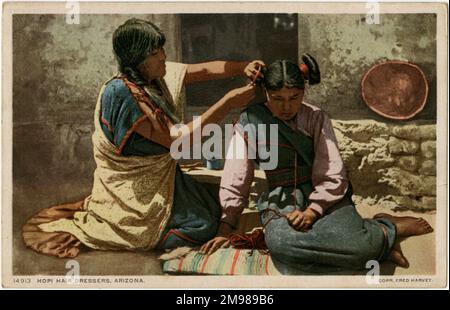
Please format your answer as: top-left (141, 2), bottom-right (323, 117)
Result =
top-left (387, 241), bottom-right (409, 268)
top-left (374, 213), bottom-right (433, 238)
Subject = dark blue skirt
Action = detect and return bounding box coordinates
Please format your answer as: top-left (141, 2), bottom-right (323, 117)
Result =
top-left (257, 184), bottom-right (396, 274)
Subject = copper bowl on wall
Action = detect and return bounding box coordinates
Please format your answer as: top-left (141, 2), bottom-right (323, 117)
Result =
top-left (361, 61), bottom-right (428, 120)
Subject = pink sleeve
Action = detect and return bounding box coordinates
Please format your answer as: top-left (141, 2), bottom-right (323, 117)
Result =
top-left (308, 111), bottom-right (349, 216)
top-left (219, 132), bottom-right (255, 228)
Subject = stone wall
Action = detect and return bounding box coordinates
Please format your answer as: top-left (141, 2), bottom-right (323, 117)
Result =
top-left (333, 120), bottom-right (436, 211)
top-left (297, 14), bottom-right (437, 212)
top-left (298, 14), bottom-right (436, 121)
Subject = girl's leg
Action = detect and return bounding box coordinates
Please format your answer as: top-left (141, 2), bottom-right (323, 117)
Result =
top-left (262, 200), bottom-right (397, 273)
top-left (374, 213), bottom-right (433, 268)
top-left (373, 213), bottom-right (433, 237)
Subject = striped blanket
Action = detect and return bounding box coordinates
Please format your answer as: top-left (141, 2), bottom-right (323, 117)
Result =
top-left (162, 248), bottom-right (281, 275)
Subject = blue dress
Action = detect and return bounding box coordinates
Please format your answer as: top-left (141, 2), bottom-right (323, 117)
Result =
top-left (99, 78), bottom-right (220, 249)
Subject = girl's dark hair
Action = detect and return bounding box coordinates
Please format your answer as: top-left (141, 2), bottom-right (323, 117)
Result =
top-left (113, 18), bottom-right (166, 85)
top-left (261, 55), bottom-right (320, 91)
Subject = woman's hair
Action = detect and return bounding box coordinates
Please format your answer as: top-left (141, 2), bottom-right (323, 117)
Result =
top-left (261, 55), bottom-right (321, 91)
top-left (113, 18), bottom-right (166, 85)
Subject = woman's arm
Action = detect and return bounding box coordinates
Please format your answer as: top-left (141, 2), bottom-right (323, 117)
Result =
top-left (169, 84), bottom-right (256, 146)
top-left (184, 60), bottom-right (264, 85)
top-left (134, 60), bottom-right (263, 148)
top-left (134, 83), bottom-right (257, 149)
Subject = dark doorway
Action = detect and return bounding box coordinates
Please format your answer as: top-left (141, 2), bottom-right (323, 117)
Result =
top-left (181, 14), bottom-right (298, 108)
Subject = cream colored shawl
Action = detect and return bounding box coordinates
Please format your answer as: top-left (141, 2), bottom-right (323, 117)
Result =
top-left (39, 62), bottom-right (187, 250)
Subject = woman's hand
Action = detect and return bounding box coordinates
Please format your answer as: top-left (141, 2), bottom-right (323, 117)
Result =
top-left (244, 60), bottom-right (265, 82)
top-left (286, 208), bottom-right (319, 231)
top-left (200, 236), bottom-right (230, 255)
top-left (223, 84), bottom-right (257, 110)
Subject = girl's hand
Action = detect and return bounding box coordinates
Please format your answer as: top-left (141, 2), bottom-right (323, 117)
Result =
top-left (286, 208), bottom-right (318, 231)
top-left (244, 60), bottom-right (265, 82)
top-left (224, 84), bottom-right (256, 109)
top-left (200, 236), bottom-right (231, 255)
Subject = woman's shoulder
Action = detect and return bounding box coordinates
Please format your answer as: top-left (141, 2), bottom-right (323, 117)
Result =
top-left (103, 78), bottom-right (133, 99)
top-left (101, 77), bottom-right (142, 120)
top-left (101, 78), bottom-right (143, 112)
top-left (165, 61), bottom-right (188, 72)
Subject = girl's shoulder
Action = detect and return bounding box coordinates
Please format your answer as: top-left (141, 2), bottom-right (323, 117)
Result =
top-left (239, 102), bottom-right (272, 125)
top-left (301, 101), bottom-right (322, 113)
top-left (300, 102), bottom-right (331, 121)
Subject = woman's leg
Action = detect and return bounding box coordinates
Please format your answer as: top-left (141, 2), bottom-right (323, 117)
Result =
top-left (157, 169), bottom-right (221, 250)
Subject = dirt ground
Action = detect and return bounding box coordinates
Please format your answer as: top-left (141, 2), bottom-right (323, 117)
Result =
top-left (11, 168), bottom-right (436, 278)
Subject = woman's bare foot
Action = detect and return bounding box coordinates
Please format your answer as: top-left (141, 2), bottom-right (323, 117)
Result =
top-left (387, 241), bottom-right (409, 268)
top-left (374, 213), bottom-right (433, 238)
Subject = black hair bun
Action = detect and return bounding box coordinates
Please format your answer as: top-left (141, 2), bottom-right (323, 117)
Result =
top-left (253, 66), bottom-right (268, 86)
top-left (301, 53), bottom-right (321, 85)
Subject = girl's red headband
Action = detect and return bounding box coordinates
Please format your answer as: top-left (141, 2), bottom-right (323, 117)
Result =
top-left (299, 63), bottom-right (309, 81)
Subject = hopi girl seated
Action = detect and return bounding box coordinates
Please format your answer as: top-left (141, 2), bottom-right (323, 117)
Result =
top-left (201, 56), bottom-right (433, 273)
